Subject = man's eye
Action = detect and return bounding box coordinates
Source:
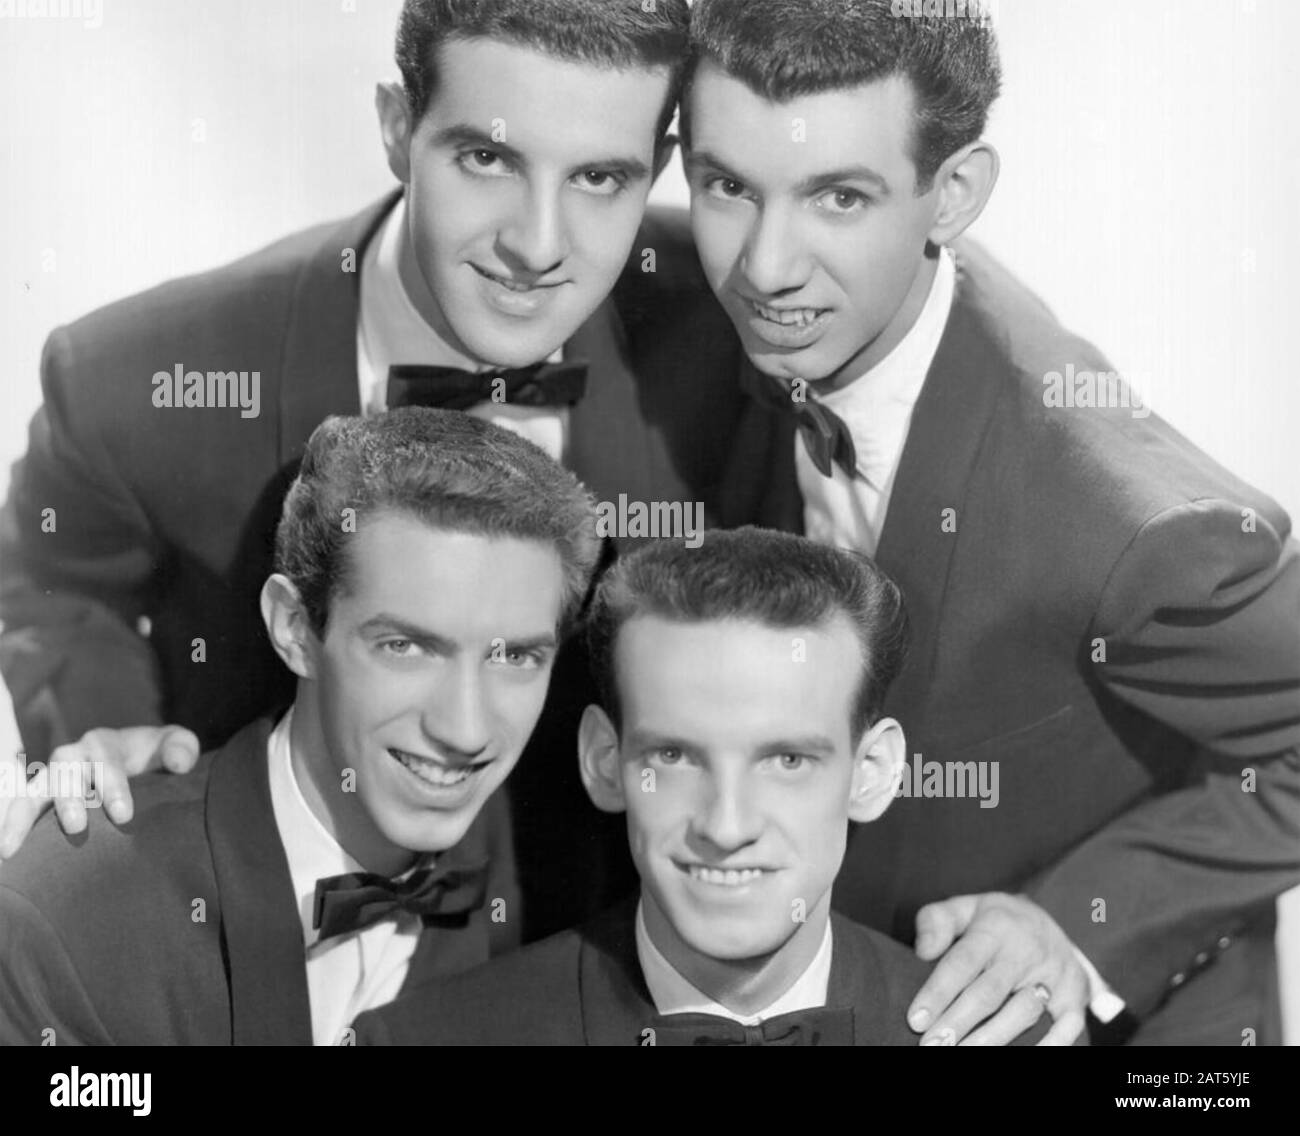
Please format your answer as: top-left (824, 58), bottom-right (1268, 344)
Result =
top-left (490, 646), bottom-right (544, 670)
top-left (773, 753), bottom-right (809, 772)
top-left (706, 176), bottom-right (748, 201)
top-left (574, 169), bottom-right (625, 196)
top-left (814, 188), bottom-right (868, 215)
top-left (653, 748), bottom-right (685, 765)
top-left (505, 650), bottom-right (541, 669)
top-left (380, 639), bottom-right (418, 657)
top-left (459, 148), bottom-right (510, 176)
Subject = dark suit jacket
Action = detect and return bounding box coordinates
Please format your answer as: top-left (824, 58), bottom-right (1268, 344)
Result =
top-left (354, 897), bottom-right (1048, 1045)
top-left (0, 192), bottom-right (746, 937)
top-left (716, 243), bottom-right (1300, 1045)
top-left (0, 717), bottom-right (515, 1044)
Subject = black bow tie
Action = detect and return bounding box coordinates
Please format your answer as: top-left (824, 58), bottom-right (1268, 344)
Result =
top-left (387, 360), bottom-right (588, 412)
top-left (648, 1007), bottom-right (855, 1046)
top-left (312, 860), bottom-right (489, 943)
top-left (740, 363), bottom-right (858, 480)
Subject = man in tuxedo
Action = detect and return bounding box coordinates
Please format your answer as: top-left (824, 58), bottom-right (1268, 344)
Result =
top-left (685, 0), bottom-right (1300, 1045)
top-left (0, 408), bottom-right (601, 1044)
top-left (0, 0), bottom-right (742, 935)
top-left (358, 529), bottom-right (1055, 1045)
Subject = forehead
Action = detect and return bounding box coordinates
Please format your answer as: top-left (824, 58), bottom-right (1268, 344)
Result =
top-left (333, 512), bottom-right (565, 636)
top-left (421, 36), bottom-right (671, 157)
top-left (615, 614), bottom-right (862, 743)
top-left (687, 60), bottom-right (918, 189)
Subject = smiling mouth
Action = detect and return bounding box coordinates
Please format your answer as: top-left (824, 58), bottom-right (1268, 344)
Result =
top-left (679, 863), bottom-right (773, 887)
top-left (471, 264), bottom-right (560, 293)
top-left (748, 299), bottom-right (830, 328)
top-left (389, 747), bottom-right (492, 789)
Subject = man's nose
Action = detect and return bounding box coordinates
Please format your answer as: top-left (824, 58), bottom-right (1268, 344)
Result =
top-left (421, 662), bottom-right (491, 761)
top-left (498, 185), bottom-right (570, 278)
top-left (740, 205), bottom-right (810, 297)
top-left (691, 772), bottom-right (762, 854)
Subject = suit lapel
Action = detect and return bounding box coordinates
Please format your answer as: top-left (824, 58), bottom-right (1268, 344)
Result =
top-left (825, 916), bottom-right (902, 1045)
top-left (577, 898), bottom-right (659, 1046)
top-left (204, 718), bottom-right (314, 1045)
top-left (873, 254), bottom-right (1008, 714)
top-left (276, 191), bottom-right (400, 465)
top-left (715, 360), bottom-right (804, 533)
top-left (566, 297), bottom-right (674, 508)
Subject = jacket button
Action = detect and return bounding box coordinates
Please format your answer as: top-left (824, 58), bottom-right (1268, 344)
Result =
top-left (1217, 936), bottom-right (1232, 950)
top-left (1171, 972), bottom-right (1186, 987)
top-left (1194, 951), bottom-right (1209, 966)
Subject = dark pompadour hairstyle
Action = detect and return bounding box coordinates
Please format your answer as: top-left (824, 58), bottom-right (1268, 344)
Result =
top-left (683, 0), bottom-right (1001, 192)
top-left (586, 527), bottom-right (909, 742)
top-left (396, 0), bottom-right (692, 141)
top-left (275, 408), bottom-right (600, 637)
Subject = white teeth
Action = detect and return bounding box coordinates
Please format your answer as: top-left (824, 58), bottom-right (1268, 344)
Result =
top-left (391, 749), bottom-right (477, 788)
top-left (753, 302), bottom-right (822, 328)
top-left (687, 865), bottom-right (766, 886)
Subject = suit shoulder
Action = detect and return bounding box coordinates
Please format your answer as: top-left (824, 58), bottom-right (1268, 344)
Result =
top-left (0, 754), bottom-right (217, 937)
top-left (833, 914), bottom-right (933, 992)
top-left (951, 242), bottom-right (1285, 530)
top-left (358, 926), bottom-right (586, 1045)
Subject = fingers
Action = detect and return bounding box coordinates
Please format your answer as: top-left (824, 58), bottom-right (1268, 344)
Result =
top-left (958, 984), bottom-right (1049, 1046)
top-left (94, 760), bottom-right (135, 826)
top-left (919, 949), bottom-right (1019, 1044)
top-left (914, 894), bottom-right (979, 960)
top-left (0, 763), bottom-right (52, 859)
top-left (909, 917), bottom-right (1001, 1034)
top-left (1038, 1006), bottom-right (1087, 1046)
top-left (158, 726), bottom-right (201, 774)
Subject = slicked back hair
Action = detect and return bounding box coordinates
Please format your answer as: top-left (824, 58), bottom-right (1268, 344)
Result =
top-left (683, 0), bottom-right (1001, 192)
top-left (396, 0), bottom-right (692, 142)
top-left (587, 527), bottom-right (909, 743)
top-left (275, 408), bottom-right (600, 638)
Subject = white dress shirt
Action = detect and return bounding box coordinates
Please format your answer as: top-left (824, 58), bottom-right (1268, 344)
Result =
top-left (635, 899), bottom-right (833, 1024)
top-left (266, 709), bottom-right (425, 1046)
top-left (796, 247), bottom-right (956, 558)
top-left (355, 196), bottom-right (569, 463)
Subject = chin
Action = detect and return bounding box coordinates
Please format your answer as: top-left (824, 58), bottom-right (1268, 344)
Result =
top-left (384, 810), bottom-right (477, 857)
top-left (680, 919), bottom-right (793, 964)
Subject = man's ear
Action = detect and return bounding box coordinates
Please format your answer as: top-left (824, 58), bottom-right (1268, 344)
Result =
top-left (651, 133), bottom-right (680, 186)
top-left (926, 140), bottom-right (999, 247)
top-left (847, 717), bottom-right (906, 824)
top-left (260, 573), bottom-right (317, 681)
top-left (376, 81), bottom-right (414, 184)
top-left (578, 704), bottom-right (627, 814)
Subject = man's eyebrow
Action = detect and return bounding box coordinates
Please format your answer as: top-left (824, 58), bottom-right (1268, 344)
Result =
top-left (687, 149), bottom-right (891, 197)
top-left (356, 615), bottom-right (456, 651)
top-left (431, 123), bottom-right (527, 165)
top-left (497, 633), bottom-right (559, 654)
top-left (431, 122), bottom-right (650, 180)
top-left (792, 164), bottom-right (892, 197)
top-left (624, 728), bottom-right (696, 752)
top-left (762, 735), bottom-right (839, 757)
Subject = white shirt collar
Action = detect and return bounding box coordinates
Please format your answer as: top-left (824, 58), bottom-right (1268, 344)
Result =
top-left (815, 247), bottom-right (956, 489)
top-left (266, 707), bottom-right (367, 947)
top-left (634, 898), bottom-right (834, 1025)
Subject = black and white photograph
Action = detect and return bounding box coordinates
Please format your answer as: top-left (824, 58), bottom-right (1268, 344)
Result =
top-left (0, 0), bottom-right (1296, 1101)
